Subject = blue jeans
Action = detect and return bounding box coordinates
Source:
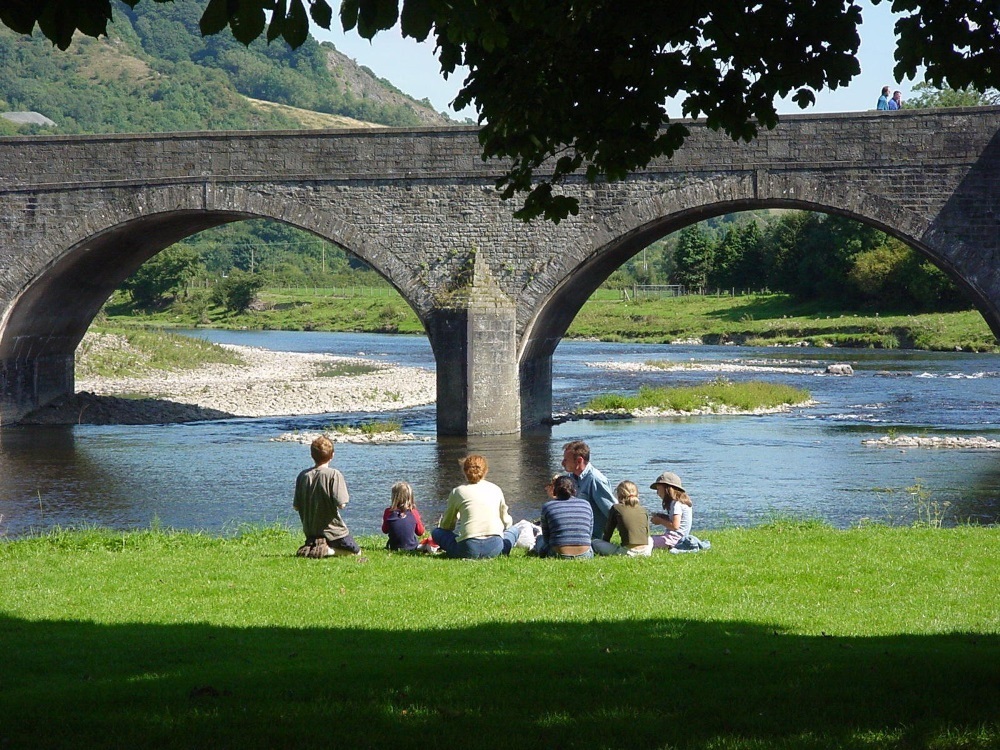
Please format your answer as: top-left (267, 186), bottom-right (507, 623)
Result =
top-left (432, 528), bottom-right (505, 559)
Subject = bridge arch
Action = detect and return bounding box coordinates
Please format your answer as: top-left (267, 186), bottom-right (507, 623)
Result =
top-left (520, 175), bottom-right (999, 368)
top-left (0, 189), bottom-right (438, 366)
top-left (515, 176), bottom-right (1000, 427)
top-left (0, 187), bottom-right (443, 418)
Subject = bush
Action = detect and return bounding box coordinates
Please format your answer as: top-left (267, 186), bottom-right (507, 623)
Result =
top-left (210, 270), bottom-right (265, 313)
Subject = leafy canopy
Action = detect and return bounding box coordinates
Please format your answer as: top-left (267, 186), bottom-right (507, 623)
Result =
top-left (8, 0), bottom-right (1000, 221)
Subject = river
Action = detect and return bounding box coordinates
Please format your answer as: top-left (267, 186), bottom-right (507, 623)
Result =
top-left (2, 331), bottom-right (998, 538)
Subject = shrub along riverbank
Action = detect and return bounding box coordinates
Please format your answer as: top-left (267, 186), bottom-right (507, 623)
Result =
top-left (101, 289), bottom-right (999, 352)
top-left (1, 523), bottom-right (997, 749)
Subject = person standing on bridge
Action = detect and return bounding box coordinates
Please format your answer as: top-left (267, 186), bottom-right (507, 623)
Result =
top-left (561, 440), bottom-right (616, 538)
top-left (877, 86), bottom-right (891, 110)
top-left (888, 90), bottom-right (903, 110)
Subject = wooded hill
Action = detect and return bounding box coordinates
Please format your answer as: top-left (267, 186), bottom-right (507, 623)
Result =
top-left (0, 0), bottom-right (451, 135)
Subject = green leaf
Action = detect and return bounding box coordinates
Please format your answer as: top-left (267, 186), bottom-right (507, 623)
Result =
top-left (356, 0), bottom-right (398, 38)
top-left (266, 0), bottom-right (286, 43)
top-left (340, 0), bottom-right (360, 31)
top-left (199, 0), bottom-right (231, 36)
top-left (230, 0), bottom-right (267, 45)
top-left (399, 0), bottom-right (433, 41)
top-left (309, 0), bottom-right (333, 30)
top-left (0, 3), bottom-right (39, 34)
top-left (281, 0), bottom-right (308, 47)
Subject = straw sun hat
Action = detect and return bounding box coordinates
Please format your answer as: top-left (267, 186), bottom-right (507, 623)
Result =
top-left (650, 471), bottom-right (685, 492)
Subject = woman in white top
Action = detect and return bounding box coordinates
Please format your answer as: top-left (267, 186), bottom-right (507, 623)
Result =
top-left (431, 454), bottom-right (513, 559)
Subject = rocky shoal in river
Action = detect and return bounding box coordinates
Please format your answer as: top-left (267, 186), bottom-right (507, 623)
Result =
top-left (20, 341), bottom-right (436, 426)
top-left (863, 435), bottom-right (1000, 450)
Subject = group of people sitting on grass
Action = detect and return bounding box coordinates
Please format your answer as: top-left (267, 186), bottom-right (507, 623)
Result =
top-left (293, 436), bottom-right (709, 560)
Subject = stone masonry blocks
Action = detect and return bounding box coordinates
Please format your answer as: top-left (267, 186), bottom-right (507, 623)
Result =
top-left (3, 110), bottom-right (1000, 431)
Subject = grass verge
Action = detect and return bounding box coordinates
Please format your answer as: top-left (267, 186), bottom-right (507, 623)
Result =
top-left (101, 290), bottom-right (999, 352)
top-left (582, 378), bottom-right (810, 413)
top-left (76, 327), bottom-right (244, 379)
top-left (328, 419), bottom-right (403, 435)
top-left (1, 524), bottom-right (997, 749)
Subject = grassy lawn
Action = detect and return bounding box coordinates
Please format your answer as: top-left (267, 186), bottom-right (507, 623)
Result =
top-left (102, 289), bottom-right (998, 352)
top-left (2, 523), bottom-right (998, 749)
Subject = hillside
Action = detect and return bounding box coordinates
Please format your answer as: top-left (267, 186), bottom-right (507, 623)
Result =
top-left (0, 0), bottom-right (451, 135)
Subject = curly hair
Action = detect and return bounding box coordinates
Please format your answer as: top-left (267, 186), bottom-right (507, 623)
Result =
top-left (461, 454), bottom-right (489, 483)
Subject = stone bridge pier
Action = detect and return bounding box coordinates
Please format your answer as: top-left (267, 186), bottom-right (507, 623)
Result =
top-left (3, 108), bottom-right (1000, 434)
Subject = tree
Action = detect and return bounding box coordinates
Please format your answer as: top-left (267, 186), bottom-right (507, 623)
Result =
top-left (671, 225), bottom-right (714, 290)
top-left (121, 245), bottom-right (199, 308)
top-left (8, 1), bottom-right (1000, 222)
top-left (907, 82), bottom-right (1000, 109)
top-left (211, 269), bottom-right (265, 313)
top-left (720, 221), bottom-right (765, 291)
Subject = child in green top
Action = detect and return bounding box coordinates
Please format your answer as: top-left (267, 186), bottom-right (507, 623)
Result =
top-left (592, 480), bottom-right (652, 556)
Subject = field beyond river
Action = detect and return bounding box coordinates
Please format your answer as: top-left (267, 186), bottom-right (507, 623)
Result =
top-left (105, 289), bottom-right (1000, 352)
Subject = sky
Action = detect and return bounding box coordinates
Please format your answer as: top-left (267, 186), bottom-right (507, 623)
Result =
top-left (312, 1), bottom-right (911, 122)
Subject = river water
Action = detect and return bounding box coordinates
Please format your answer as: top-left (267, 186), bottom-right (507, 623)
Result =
top-left (2, 331), bottom-right (999, 538)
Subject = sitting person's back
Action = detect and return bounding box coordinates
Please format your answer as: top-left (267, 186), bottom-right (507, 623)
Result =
top-left (382, 481), bottom-right (425, 551)
top-left (431, 454), bottom-right (513, 559)
top-left (593, 480), bottom-right (652, 556)
top-left (535, 475), bottom-right (594, 559)
top-left (293, 436), bottom-right (363, 559)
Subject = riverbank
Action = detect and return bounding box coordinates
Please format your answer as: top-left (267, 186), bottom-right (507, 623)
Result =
top-left (103, 290), bottom-right (1000, 352)
top-left (22, 332), bottom-right (435, 425)
top-left (1, 523), bottom-right (997, 749)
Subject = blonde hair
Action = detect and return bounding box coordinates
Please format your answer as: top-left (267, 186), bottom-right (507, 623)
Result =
top-left (461, 454), bottom-right (488, 483)
top-left (664, 485), bottom-right (692, 508)
top-left (615, 480), bottom-right (640, 507)
top-left (390, 481), bottom-right (415, 512)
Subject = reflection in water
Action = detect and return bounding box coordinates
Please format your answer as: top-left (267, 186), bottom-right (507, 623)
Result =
top-left (1, 334), bottom-right (999, 537)
top-left (433, 434), bottom-right (556, 516)
top-left (960, 456), bottom-right (1000, 524)
top-left (0, 426), bottom-right (131, 530)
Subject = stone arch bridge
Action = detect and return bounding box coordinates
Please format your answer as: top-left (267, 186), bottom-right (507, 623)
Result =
top-left (3, 108), bottom-right (1000, 434)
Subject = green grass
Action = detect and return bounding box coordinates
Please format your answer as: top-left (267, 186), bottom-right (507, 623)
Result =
top-left (101, 289), bottom-right (999, 352)
top-left (328, 419), bottom-right (403, 435)
top-left (106, 288), bottom-right (427, 334)
top-left (76, 327), bottom-right (244, 378)
top-left (568, 292), bottom-right (999, 351)
top-left (315, 362), bottom-right (383, 377)
top-left (582, 378), bottom-right (810, 413)
top-left (1, 524), bottom-right (997, 749)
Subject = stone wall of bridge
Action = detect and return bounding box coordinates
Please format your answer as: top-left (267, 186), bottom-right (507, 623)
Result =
top-left (2, 109), bottom-right (1000, 432)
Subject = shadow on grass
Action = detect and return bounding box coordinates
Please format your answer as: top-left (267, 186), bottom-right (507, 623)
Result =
top-left (1, 616), bottom-right (997, 749)
top-left (699, 297), bottom-right (866, 324)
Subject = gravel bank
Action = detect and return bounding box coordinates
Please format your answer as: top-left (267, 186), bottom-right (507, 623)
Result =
top-left (22, 343), bottom-right (436, 425)
top-left (863, 435), bottom-right (1000, 450)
